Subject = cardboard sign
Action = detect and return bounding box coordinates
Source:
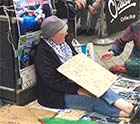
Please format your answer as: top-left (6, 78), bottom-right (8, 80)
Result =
top-left (57, 54), bottom-right (118, 97)
top-left (20, 64), bottom-right (36, 89)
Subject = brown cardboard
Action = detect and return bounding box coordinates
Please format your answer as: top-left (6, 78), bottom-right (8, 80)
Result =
top-left (0, 105), bottom-right (56, 124)
top-left (57, 54), bottom-right (118, 97)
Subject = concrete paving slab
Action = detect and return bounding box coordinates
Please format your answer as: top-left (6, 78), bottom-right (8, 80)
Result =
top-left (77, 32), bottom-right (133, 70)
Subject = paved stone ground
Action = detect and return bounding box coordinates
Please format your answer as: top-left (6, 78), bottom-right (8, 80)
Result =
top-left (77, 31), bottom-right (133, 70)
top-left (76, 10), bottom-right (140, 70)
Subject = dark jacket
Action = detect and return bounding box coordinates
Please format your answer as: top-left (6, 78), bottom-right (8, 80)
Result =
top-left (35, 38), bottom-right (80, 108)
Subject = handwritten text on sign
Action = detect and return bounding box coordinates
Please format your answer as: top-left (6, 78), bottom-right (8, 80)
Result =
top-left (57, 54), bottom-right (118, 97)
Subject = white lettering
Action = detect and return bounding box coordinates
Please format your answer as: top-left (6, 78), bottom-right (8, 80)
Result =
top-left (108, 0), bottom-right (136, 23)
top-left (120, 14), bottom-right (136, 22)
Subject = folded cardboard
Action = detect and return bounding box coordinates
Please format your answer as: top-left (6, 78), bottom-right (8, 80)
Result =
top-left (0, 105), bottom-right (56, 124)
top-left (57, 54), bottom-right (118, 97)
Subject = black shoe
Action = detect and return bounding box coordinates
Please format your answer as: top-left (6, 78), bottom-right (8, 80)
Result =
top-left (86, 29), bottom-right (95, 36)
top-left (77, 28), bottom-right (87, 35)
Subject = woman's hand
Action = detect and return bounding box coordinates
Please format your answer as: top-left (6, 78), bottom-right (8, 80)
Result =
top-left (100, 51), bottom-right (114, 61)
top-left (76, 0), bottom-right (85, 9)
top-left (88, 5), bottom-right (96, 14)
top-left (77, 88), bottom-right (93, 97)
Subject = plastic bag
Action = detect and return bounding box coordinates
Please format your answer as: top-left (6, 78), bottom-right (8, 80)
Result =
top-left (40, 118), bottom-right (96, 124)
top-left (72, 39), bottom-right (95, 60)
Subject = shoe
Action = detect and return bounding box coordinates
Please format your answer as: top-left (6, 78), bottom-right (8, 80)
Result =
top-left (86, 29), bottom-right (95, 36)
top-left (109, 65), bottom-right (126, 74)
top-left (129, 105), bottom-right (140, 123)
top-left (77, 28), bottom-right (87, 35)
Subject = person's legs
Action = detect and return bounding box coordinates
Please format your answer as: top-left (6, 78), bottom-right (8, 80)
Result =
top-left (76, 8), bottom-right (88, 35)
top-left (65, 94), bottom-right (121, 117)
top-left (101, 88), bottom-right (133, 115)
top-left (101, 88), bottom-right (121, 105)
top-left (87, 13), bottom-right (98, 32)
top-left (80, 7), bottom-right (88, 30)
top-left (114, 98), bottom-right (133, 115)
top-left (65, 93), bottom-right (140, 121)
top-left (87, 1), bottom-right (101, 35)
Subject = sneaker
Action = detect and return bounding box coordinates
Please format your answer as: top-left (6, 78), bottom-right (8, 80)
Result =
top-left (77, 28), bottom-right (87, 35)
top-left (86, 29), bottom-right (95, 36)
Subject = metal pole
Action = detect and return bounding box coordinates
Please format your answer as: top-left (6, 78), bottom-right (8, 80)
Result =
top-left (98, 0), bottom-right (105, 37)
top-left (92, 0), bottom-right (114, 46)
top-left (74, 0), bottom-right (77, 39)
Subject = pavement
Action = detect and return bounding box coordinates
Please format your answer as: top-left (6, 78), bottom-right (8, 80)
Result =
top-left (77, 31), bottom-right (133, 70)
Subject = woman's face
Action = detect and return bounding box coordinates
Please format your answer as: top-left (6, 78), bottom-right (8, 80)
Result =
top-left (51, 31), bottom-right (68, 44)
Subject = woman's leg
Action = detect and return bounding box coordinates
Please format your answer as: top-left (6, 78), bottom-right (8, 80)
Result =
top-left (113, 98), bottom-right (133, 115)
top-left (65, 88), bottom-right (140, 119)
top-left (101, 88), bottom-right (133, 115)
top-left (65, 94), bottom-right (121, 117)
top-left (101, 88), bottom-right (121, 105)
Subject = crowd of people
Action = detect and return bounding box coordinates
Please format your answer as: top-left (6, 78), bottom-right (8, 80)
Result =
top-left (53, 0), bottom-right (102, 37)
top-left (77, 0), bottom-right (102, 36)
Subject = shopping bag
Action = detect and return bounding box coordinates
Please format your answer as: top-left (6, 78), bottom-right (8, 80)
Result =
top-left (72, 39), bottom-right (95, 60)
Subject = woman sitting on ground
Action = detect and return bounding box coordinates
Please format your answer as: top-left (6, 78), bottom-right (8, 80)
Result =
top-left (35, 16), bottom-right (140, 123)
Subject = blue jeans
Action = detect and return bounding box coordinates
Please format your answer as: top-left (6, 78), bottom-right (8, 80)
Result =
top-left (129, 46), bottom-right (140, 58)
top-left (65, 88), bottom-right (121, 117)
